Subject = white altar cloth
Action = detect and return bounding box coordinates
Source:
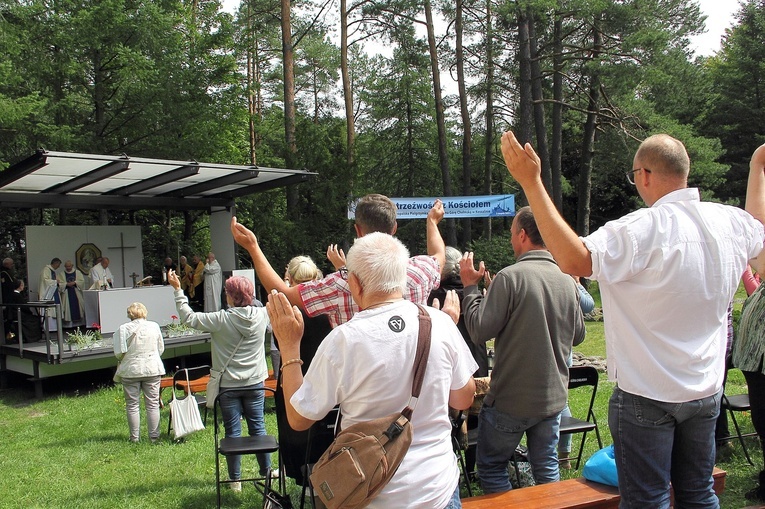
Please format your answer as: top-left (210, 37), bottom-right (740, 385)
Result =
top-left (83, 286), bottom-right (176, 334)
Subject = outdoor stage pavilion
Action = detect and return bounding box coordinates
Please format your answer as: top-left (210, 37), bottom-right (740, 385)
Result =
top-left (0, 150), bottom-right (316, 396)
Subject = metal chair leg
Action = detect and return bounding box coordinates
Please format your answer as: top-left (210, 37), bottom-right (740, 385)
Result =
top-left (728, 408), bottom-right (755, 466)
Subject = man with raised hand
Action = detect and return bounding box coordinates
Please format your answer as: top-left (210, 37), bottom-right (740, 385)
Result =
top-left (231, 194), bottom-right (446, 328)
top-left (500, 131), bottom-right (765, 508)
top-left (461, 206), bottom-right (585, 494)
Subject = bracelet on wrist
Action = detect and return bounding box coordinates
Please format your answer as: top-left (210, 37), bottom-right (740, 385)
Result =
top-left (280, 358), bottom-right (303, 372)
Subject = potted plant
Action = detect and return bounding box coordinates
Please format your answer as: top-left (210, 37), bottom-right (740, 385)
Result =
top-left (165, 315), bottom-right (199, 337)
top-left (65, 324), bottom-right (103, 352)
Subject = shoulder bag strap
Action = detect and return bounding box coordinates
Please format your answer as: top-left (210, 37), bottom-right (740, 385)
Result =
top-left (218, 332), bottom-right (247, 374)
top-left (401, 304), bottom-right (431, 420)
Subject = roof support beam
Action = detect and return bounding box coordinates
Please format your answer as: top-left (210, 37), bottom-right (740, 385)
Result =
top-left (159, 170), bottom-right (259, 197)
top-left (106, 164), bottom-right (200, 196)
top-left (214, 172), bottom-right (312, 199)
top-left (0, 150), bottom-right (48, 187)
top-left (0, 192), bottom-right (233, 211)
top-left (43, 159), bottom-right (130, 194)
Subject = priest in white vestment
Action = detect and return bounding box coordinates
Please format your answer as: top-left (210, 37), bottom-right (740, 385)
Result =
top-left (38, 257), bottom-right (62, 329)
top-left (203, 252), bottom-right (222, 312)
top-left (89, 257), bottom-right (115, 289)
top-left (38, 258), bottom-right (61, 302)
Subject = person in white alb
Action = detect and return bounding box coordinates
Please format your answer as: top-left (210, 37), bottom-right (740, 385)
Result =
top-left (500, 131), bottom-right (765, 509)
top-left (89, 257), bottom-right (115, 289)
top-left (203, 252), bottom-right (222, 312)
top-left (267, 232), bottom-right (477, 509)
top-left (38, 258), bottom-right (61, 302)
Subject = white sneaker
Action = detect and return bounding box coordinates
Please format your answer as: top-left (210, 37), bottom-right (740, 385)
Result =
top-left (229, 481), bottom-right (242, 492)
top-left (266, 469), bottom-right (280, 479)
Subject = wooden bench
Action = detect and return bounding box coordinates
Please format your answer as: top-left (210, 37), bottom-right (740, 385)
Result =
top-left (462, 467), bottom-right (726, 509)
top-left (160, 370), bottom-right (278, 408)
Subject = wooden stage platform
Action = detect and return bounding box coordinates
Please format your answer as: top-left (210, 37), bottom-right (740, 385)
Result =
top-left (0, 332), bottom-right (212, 397)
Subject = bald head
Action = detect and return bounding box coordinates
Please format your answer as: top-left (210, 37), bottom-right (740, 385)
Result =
top-left (634, 134), bottom-right (690, 181)
top-left (2, 258), bottom-right (12, 269)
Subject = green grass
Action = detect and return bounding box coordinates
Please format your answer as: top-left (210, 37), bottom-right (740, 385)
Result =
top-left (0, 284), bottom-right (759, 508)
top-left (0, 374), bottom-right (294, 509)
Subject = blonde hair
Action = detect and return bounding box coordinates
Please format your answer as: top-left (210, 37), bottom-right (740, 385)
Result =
top-left (287, 256), bottom-right (323, 284)
top-left (127, 302), bottom-right (148, 320)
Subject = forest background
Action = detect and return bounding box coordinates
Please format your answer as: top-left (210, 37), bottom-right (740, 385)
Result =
top-left (1, 0), bottom-right (764, 281)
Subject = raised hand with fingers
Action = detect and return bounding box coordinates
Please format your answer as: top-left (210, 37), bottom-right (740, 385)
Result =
top-left (483, 270), bottom-right (493, 288)
top-left (435, 289), bottom-right (461, 324)
top-left (500, 131), bottom-right (543, 187)
top-left (266, 290), bottom-right (304, 351)
top-left (230, 216), bottom-right (259, 251)
top-left (428, 198), bottom-right (445, 225)
top-left (167, 269), bottom-right (181, 290)
top-left (326, 244), bottom-right (346, 270)
top-left (459, 251), bottom-right (485, 288)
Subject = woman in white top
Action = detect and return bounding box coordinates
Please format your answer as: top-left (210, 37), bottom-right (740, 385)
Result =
top-left (113, 302), bottom-right (165, 443)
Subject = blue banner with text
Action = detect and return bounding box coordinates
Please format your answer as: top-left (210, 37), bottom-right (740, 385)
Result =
top-left (347, 195), bottom-right (515, 220)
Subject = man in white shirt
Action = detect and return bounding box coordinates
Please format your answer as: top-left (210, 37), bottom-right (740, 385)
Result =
top-left (500, 131), bottom-right (765, 509)
top-left (267, 232), bottom-right (476, 508)
top-left (89, 257), bottom-right (115, 289)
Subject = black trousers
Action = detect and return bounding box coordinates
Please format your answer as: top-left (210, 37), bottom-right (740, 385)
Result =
top-left (743, 369), bottom-right (765, 464)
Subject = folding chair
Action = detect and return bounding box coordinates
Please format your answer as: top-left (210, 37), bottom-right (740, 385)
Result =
top-left (452, 410), bottom-right (524, 491)
top-left (167, 365), bottom-right (210, 437)
top-left (214, 386), bottom-right (284, 509)
top-left (450, 411), bottom-right (472, 496)
top-left (559, 365), bottom-right (602, 469)
top-left (300, 406), bottom-right (341, 509)
top-left (721, 369), bottom-right (758, 466)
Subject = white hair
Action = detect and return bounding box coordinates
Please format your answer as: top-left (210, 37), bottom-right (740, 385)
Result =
top-left (346, 232), bottom-right (409, 295)
top-left (443, 246), bottom-right (461, 279)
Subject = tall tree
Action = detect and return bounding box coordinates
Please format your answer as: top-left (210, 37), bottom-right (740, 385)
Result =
top-left (576, 15), bottom-right (601, 237)
top-left (704, 0), bottom-right (765, 202)
top-left (281, 0), bottom-right (299, 215)
top-left (455, 0), bottom-right (473, 245)
top-left (424, 0), bottom-right (456, 245)
top-left (340, 0), bottom-right (357, 170)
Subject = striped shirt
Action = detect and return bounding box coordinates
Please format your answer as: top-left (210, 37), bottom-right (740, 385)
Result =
top-left (299, 255), bottom-right (441, 328)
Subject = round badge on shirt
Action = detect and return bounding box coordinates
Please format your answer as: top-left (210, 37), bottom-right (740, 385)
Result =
top-left (388, 316), bottom-right (405, 333)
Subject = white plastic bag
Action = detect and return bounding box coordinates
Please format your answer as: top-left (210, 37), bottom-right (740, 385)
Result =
top-left (169, 372), bottom-right (205, 439)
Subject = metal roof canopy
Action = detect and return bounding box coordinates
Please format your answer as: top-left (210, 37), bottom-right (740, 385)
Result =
top-left (0, 150), bottom-right (316, 211)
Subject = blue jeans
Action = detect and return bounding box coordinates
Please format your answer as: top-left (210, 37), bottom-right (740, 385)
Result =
top-left (219, 382), bottom-right (272, 480)
top-left (476, 403), bottom-right (561, 494)
top-left (442, 482), bottom-right (461, 509)
top-left (608, 386), bottom-right (720, 509)
top-left (560, 353), bottom-right (574, 454)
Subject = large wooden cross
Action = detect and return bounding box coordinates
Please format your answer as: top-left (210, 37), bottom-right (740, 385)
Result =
top-left (108, 232), bottom-right (138, 287)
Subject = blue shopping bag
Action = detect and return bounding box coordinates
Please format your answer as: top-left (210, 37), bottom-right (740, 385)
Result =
top-left (583, 444), bottom-right (619, 487)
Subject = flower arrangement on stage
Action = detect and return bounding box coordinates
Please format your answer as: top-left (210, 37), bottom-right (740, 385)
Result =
top-left (66, 324), bottom-right (104, 350)
top-left (164, 315), bottom-right (200, 337)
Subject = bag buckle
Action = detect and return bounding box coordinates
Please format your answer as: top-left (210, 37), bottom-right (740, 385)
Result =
top-left (383, 417), bottom-right (406, 441)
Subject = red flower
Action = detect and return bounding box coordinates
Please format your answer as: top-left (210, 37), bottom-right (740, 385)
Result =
top-left (171, 315), bottom-right (178, 320)
top-left (91, 323), bottom-right (101, 330)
